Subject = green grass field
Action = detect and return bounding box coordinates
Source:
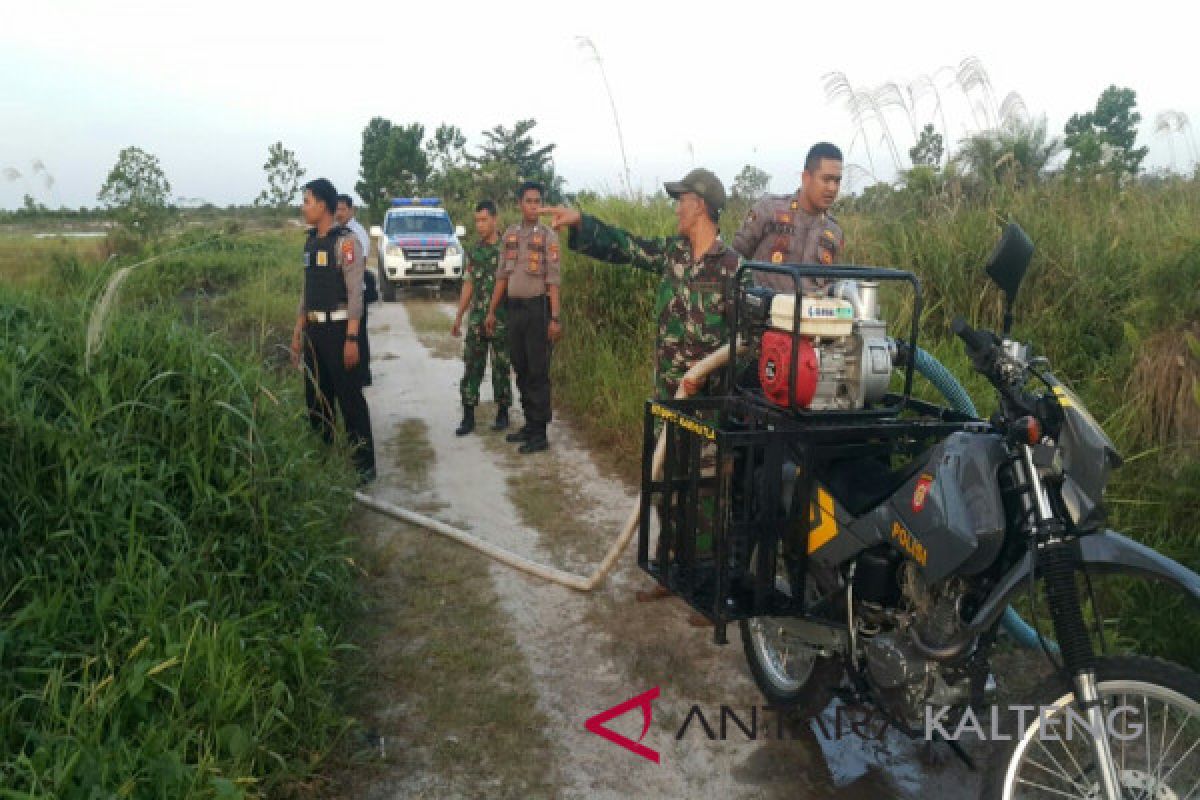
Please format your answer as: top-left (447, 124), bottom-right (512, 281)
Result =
top-left (0, 228), bottom-right (359, 798)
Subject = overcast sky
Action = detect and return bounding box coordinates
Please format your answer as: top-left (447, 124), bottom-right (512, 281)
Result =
top-left (4, 0), bottom-right (1198, 210)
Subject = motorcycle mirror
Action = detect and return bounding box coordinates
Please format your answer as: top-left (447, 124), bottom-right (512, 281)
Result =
top-left (985, 223), bottom-right (1034, 335)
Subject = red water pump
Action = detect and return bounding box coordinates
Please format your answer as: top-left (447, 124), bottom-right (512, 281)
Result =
top-left (758, 330), bottom-right (820, 408)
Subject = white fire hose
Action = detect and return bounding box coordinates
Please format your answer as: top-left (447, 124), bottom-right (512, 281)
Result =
top-left (355, 345), bottom-right (740, 592)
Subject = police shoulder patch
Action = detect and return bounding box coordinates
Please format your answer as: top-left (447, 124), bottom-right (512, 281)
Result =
top-left (340, 238), bottom-right (356, 265)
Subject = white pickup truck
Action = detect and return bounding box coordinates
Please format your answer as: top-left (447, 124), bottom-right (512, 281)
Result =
top-left (369, 198), bottom-right (466, 300)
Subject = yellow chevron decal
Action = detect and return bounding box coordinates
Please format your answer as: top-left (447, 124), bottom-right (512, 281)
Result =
top-left (807, 488), bottom-right (839, 553)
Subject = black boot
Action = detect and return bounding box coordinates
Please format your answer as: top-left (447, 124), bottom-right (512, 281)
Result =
top-left (492, 406), bottom-right (510, 431)
top-left (518, 430), bottom-right (549, 454)
top-left (455, 405), bottom-right (475, 436)
top-left (505, 425), bottom-right (531, 443)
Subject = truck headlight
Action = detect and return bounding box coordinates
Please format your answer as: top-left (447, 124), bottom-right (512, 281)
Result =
top-left (386, 245), bottom-right (403, 257)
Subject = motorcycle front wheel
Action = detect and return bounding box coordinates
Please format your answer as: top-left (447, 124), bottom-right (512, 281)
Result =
top-left (983, 655), bottom-right (1200, 800)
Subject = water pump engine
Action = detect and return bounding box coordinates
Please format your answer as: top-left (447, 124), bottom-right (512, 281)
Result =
top-left (746, 282), bottom-right (894, 411)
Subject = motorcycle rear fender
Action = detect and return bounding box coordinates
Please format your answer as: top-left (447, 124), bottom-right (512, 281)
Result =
top-left (968, 529), bottom-right (1200, 633)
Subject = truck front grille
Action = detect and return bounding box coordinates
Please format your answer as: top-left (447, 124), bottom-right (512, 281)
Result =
top-left (402, 247), bottom-right (446, 262)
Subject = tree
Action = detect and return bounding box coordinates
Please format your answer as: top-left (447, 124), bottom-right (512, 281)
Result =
top-left (424, 124), bottom-right (468, 175)
top-left (21, 194), bottom-right (46, 214)
top-left (909, 123), bottom-right (944, 168)
top-left (731, 165), bottom-right (771, 200)
top-left (97, 146), bottom-right (173, 242)
top-left (424, 124), bottom-right (475, 206)
top-left (355, 118), bottom-right (431, 223)
top-left (953, 116), bottom-right (1060, 188)
top-left (471, 119), bottom-right (564, 202)
top-left (1064, 86), bottom-right (1149, 178)
top-left (255, 141), bottom-right (306, 211)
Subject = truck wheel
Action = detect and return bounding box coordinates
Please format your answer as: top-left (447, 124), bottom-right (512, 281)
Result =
top-left (380, 267), bottom-right (396, 302)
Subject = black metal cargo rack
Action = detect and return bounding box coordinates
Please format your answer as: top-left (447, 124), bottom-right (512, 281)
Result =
top-left (637, 263), bottom-right (987, 644)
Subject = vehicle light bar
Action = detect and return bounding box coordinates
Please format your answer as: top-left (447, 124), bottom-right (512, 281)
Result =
top-left (390, 197), bottom-right (442, 207)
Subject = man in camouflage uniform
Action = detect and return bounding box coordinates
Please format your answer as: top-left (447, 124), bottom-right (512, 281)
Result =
top-left (541, 168), bottom-right (741, 403)
top-left (451, 200), bottom-right (512, 435)
top-left (733, 141), bottom-right (845, 293)
top-left (542, 168), bottom-right (740, 609)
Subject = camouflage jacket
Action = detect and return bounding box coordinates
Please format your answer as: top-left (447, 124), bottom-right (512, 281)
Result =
top-left (568, 214), bottom-right (743, 400)
top-left (465, 238), bottom-right (504, 323)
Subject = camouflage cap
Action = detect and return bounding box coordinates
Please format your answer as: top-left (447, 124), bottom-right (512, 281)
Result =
top-left (664, 168), bottom-right (726, 214)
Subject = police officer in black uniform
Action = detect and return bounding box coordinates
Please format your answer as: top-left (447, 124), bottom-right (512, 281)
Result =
top-left (290, 178), bottom-right (376, 483)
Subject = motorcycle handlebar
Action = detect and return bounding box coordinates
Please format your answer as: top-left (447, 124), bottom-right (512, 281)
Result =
top-left (951, 316), bottom-right (994, 357)
top-left (951, 316), bottom-right (1039, 422)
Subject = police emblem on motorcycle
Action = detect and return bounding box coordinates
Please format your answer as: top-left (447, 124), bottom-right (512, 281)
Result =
top-left (911, 473), bottom-right (934, 513)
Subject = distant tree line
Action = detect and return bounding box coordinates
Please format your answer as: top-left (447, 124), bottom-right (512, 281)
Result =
top-left (354, 117), bottom-right (566, 223)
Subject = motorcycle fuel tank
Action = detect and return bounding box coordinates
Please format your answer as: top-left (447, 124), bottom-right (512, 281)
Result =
top-left (852, 432), bottom-right (1009, 583)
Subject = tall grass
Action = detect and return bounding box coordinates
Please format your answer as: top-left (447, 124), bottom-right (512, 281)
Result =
top-left (553, 177), bottom-right (1200, 667)
top-left (0, 237), bottom-right (360, 796)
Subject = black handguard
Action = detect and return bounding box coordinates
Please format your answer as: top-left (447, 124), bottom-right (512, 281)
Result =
top-left (952, 316), bottom-right (1039, 419)
top-left (951, 316), bottom-right (997, 369)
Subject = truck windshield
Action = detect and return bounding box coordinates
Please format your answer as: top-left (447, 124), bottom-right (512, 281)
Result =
top-left (385, 213), bottom-right (453, 236)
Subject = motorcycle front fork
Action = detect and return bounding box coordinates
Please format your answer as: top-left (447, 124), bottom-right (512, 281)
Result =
top-left (1020, 444), bottom-right (1123, 800)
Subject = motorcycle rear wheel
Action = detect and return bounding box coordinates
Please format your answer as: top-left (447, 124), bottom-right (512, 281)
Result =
top-left (738, 543), bottom-right (842, 716)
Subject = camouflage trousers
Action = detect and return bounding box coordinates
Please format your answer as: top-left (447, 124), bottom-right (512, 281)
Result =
top-left (460, 316), bottom-right (513, 408)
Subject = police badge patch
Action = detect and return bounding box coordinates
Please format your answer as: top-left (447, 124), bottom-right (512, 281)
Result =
top-left (316, 250), bottom-right (329, 267)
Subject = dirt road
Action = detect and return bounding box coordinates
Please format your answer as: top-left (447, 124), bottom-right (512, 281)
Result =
top-left (336, 295), bottom-right (981, 799)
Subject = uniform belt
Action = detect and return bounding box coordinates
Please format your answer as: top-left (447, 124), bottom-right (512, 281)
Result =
top-left (307, 309), bottom-right (349, 323)
top-left (506, 294), bottom-right (547, 305)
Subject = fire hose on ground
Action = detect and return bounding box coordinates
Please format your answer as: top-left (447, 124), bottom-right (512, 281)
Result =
top-left (353, 345), bottom-right (737, 592)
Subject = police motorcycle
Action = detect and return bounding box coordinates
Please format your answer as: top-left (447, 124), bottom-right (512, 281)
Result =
top-left (636, 224), bottom-right (1200, 798)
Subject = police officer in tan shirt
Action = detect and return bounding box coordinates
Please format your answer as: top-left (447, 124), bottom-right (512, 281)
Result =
top-left (484, 180), bottom-right (561, 454)
top-left (733, 142), bottom-right (845, 293)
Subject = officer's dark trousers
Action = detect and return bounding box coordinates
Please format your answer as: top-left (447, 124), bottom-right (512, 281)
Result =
top-left (506, 295), bottom-right (552, 434)
top-left (303, 320), bottom-right (376, 476)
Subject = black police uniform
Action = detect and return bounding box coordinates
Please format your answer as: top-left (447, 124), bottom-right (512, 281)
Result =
top-left (302, 225), bottom-right (376, 478)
